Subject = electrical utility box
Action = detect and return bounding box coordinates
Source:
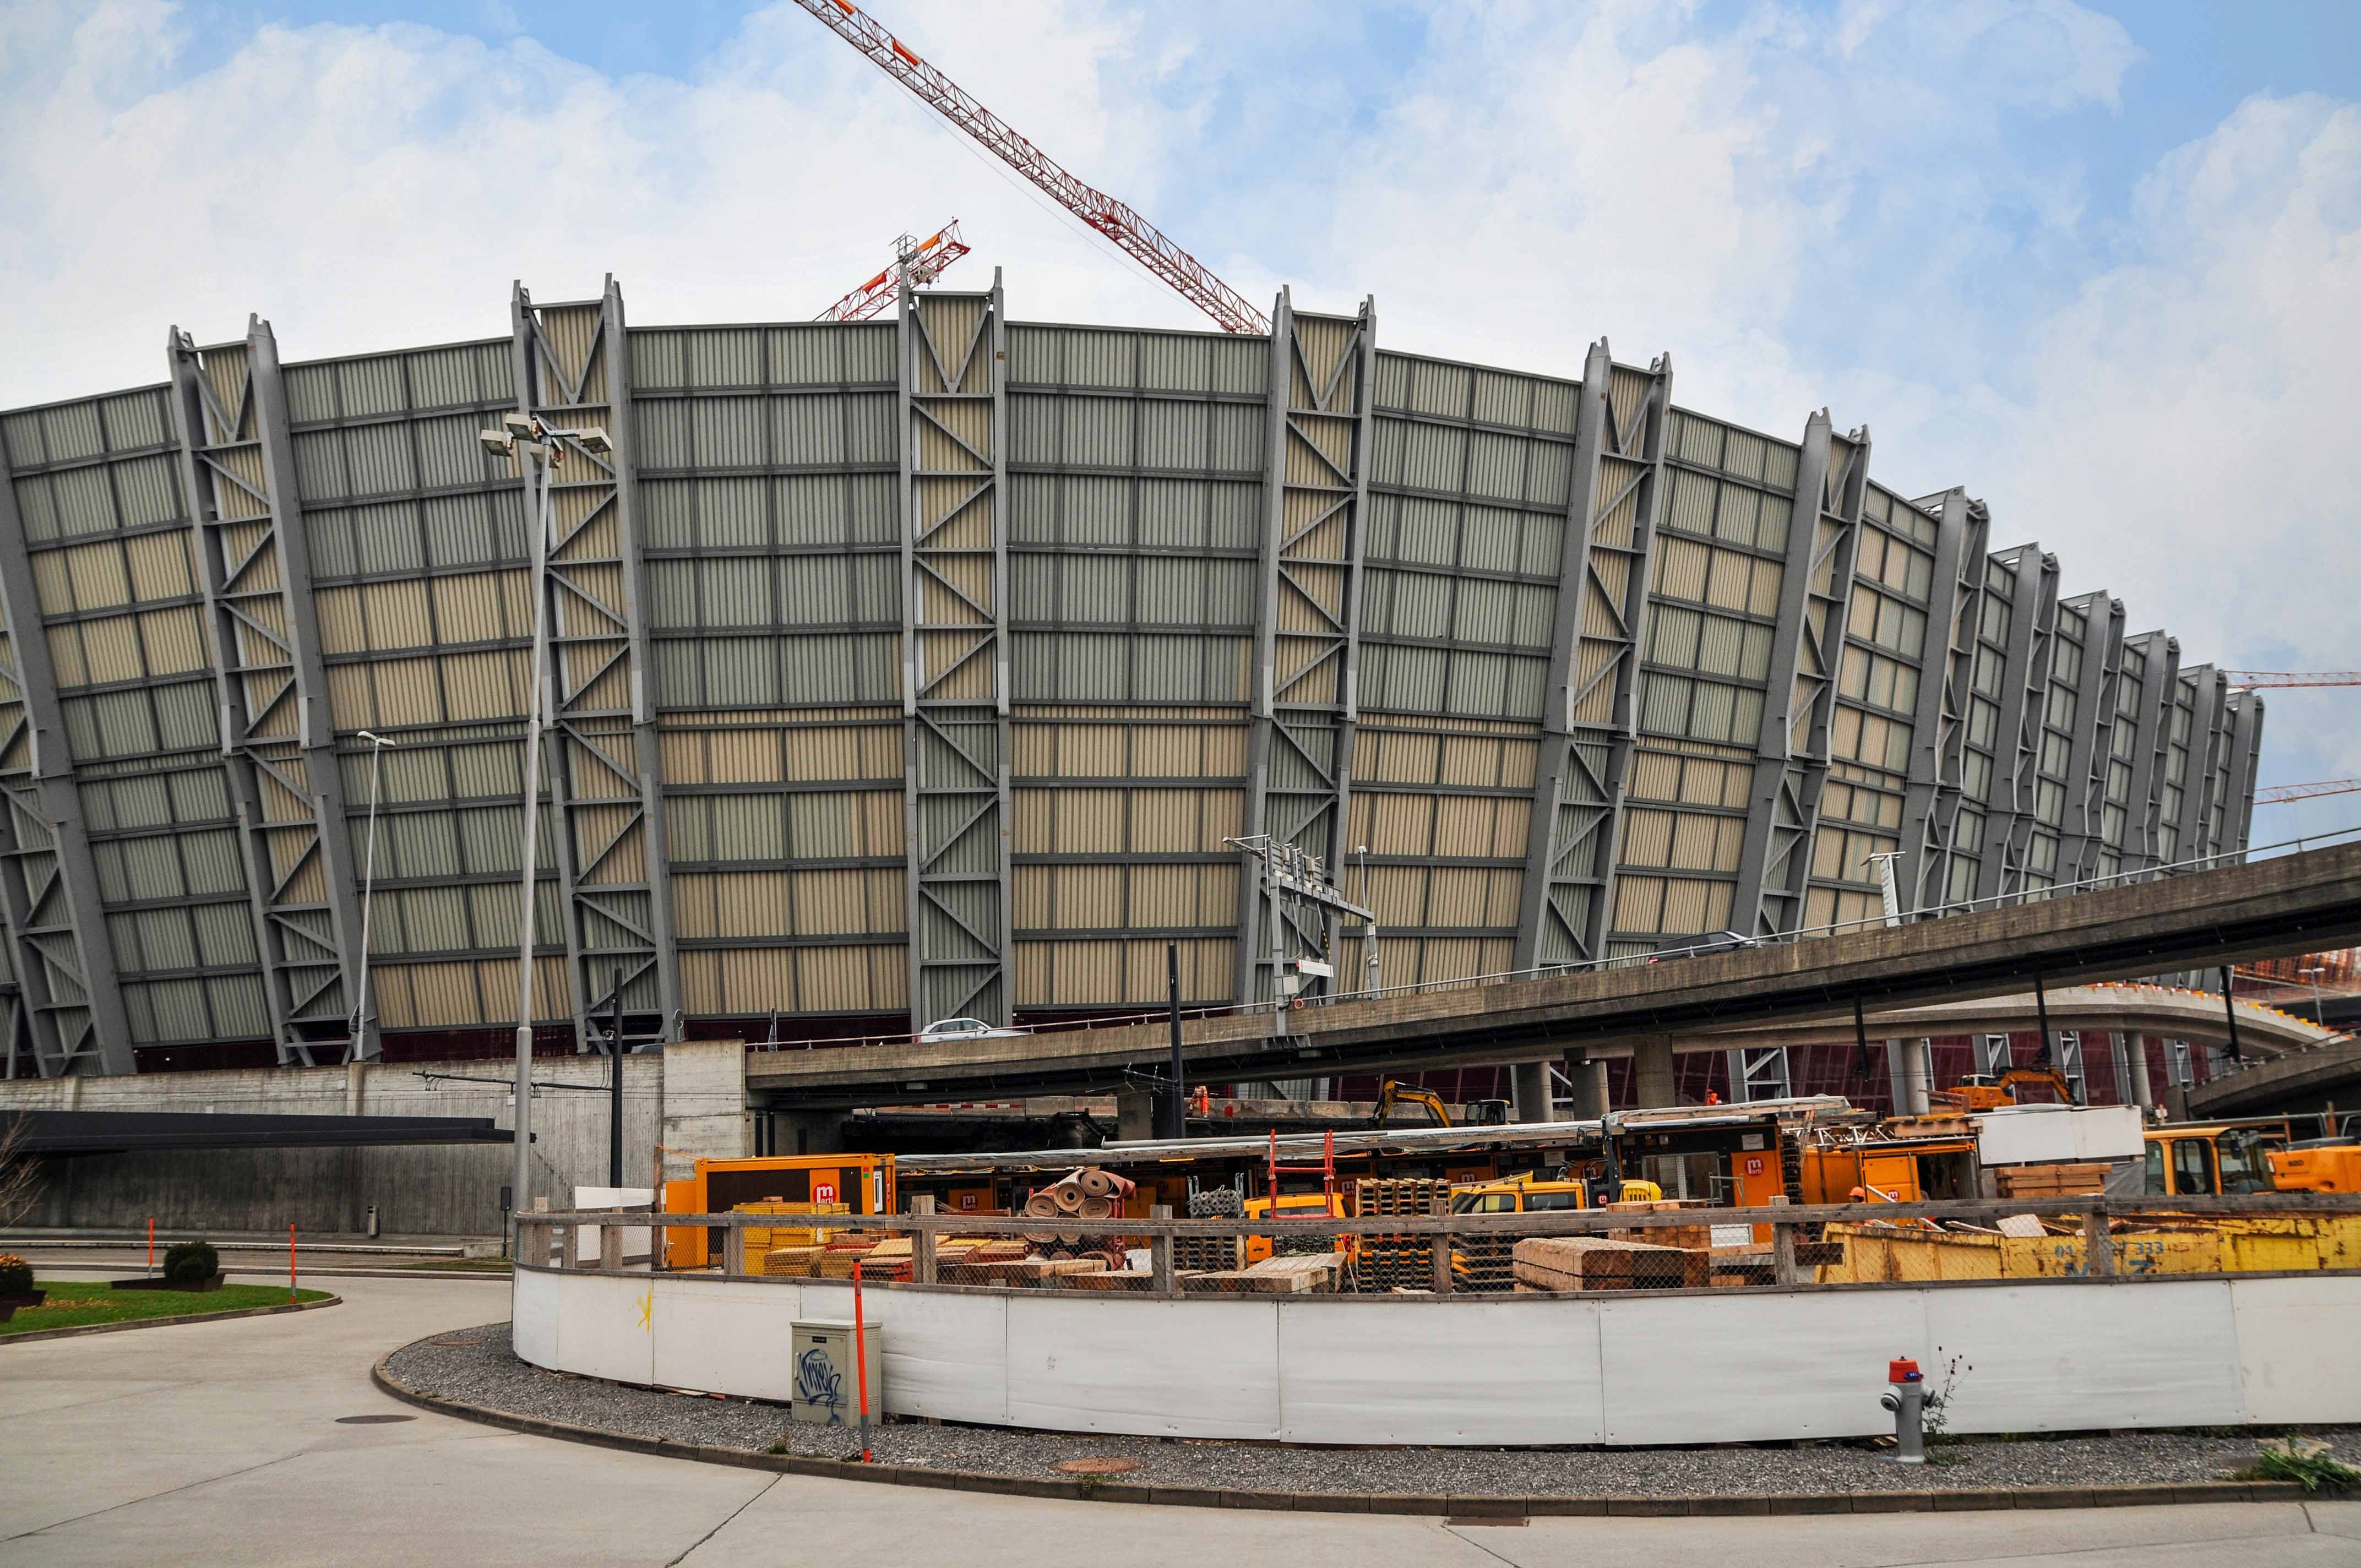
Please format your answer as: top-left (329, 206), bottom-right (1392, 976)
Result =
top-left (790, 1320), bottom-right (883, 1427)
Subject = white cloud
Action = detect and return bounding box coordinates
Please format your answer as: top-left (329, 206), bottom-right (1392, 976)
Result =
top-left (1, 0), bottom-right (2351, 808)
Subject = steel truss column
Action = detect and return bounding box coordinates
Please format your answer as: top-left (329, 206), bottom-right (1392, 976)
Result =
top-left (2223, 691), bottom-right (2264, 859)
top-left (1898, 489), bottom-right (1985, 914)
top-left (1514, 342), bottom-right (1672, 972)
top-left (1732, 413), bottom-right (1870, 938)
top-left (0, 478), bottom-right (128, 1074)
top-left (2058, 592), bottom-right (2126, 885)
top-left (1973, 545), bottom-right (2058, 902)
top-left (2171, 665), bottom-right (2224, 865)
top-left (897, 274), bottom-right (1015, 1028)
top-left (168, 319), bottom-right (372, 1064)
top-left (2121, 631), bottom-right (2179, 873)
top-left (510, 278), bottom-right (683, 1049)
top-left (1234, 289), bottom-right (1375, 1007)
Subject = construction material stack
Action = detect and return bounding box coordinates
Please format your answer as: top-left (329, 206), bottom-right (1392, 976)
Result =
top-left (1182, 1185), bottom-right (1245, 1273)
top-left (1354, 1177), bottom-right (1445, 1292)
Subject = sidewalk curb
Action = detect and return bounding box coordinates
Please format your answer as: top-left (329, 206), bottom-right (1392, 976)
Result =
top-left (367, 1357), bottom-right (2311, 1517)
top-left (2, 1293), bottom-right (342, 1346)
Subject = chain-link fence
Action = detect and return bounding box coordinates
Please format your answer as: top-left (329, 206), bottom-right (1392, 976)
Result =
top-left (522, 1191), bottom-right (2361, 1298)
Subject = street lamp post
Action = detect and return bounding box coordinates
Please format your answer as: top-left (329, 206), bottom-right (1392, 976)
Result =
top-left (350, 730), bottom-right (395, 1057)
top-left (478, 411), bottom-right (612, 1233)
top-left (2301, 966), bottom-right (2328, 1027)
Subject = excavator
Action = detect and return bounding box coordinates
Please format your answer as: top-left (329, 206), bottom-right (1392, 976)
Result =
top-left (1372, 1079), bottom-right (1510, 1129)
top-left (1931, 1065), bottom-right (2077, 1113)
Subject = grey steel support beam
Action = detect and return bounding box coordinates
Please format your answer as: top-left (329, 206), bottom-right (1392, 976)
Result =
top-left (2172, 665), bottom-right (2224, 866)
top-left (1973, 545), bottom-right (2058, 902)
top-left (1731, 413), bottom-right (1869, 938)
top-left (511, 277), bottom-right (682, 1048)
top-left (169, 319), bottom-right (373, 1064)
top-left (899, 274), bottom-right (1014, 1028)
top-left (2120, 631), bottom-right (2179, 872)
top-left (0, 460), bottom-right (133, 1074)
top-left (1234, 289), bottom-right (1375, 1006)
top-left (1514, 342), bottom-right (1672, 972)
top-left (1898, 489), bottom-right (1984, 914)
top-left (2057, 592), bottom-right (2125, 885)
top-left (2219, 689), bottom-right (2264, 861)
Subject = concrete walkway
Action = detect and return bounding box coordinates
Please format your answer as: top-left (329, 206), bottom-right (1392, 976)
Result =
top-left (2, 1273), bottom-right (2358, 1566)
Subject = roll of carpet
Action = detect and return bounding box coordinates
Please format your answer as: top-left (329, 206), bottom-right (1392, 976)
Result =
top-left (1075, 1167), bottom-right (1116, 1199)
top-left (1050, 1182), bottom-right (1088, 1215)
top-left (1076, 1194), bottom-right (1114, 1220)
top-left (1024, 1193), bottom-right (1062, 1219)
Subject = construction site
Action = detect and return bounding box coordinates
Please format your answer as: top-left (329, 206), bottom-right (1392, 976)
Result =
top-left (5, 2), bottom-right (2361, 1541)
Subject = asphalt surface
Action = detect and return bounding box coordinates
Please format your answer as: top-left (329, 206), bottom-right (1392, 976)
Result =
top-left (3, 1275), bottom-right (2358, 1565)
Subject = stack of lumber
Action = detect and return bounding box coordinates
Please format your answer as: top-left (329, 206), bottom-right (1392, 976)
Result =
top-left (1455, 1233), bottom-right (1517, 1293)
top-left (1603, 1199), bottom-right (1714, 1251)
top-left (736, 1201), bottom-right (851, 1271)
top-left (1064, 1269), bottom-right (1154, 1291)
top-left (1511, 1235), bottom-right (1710, 1292)
top-left (1183, 1254), bottom-right (1342, 1294)
top-left (1353, 1177), bottom-right (1445, 1293)
top-left (759, 1245), bottom-right (824, 1277)
top-left (971, 1257), bottom-right (1107, 1287)
top-left (1993, 1163), bottom-right (2108, 1198)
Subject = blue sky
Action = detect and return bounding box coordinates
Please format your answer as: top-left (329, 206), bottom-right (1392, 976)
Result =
top-left (3, 0), bottom-right (2357, 840)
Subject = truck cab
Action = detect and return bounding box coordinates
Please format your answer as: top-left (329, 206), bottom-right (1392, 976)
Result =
top-left (2144, 1125), bottom-right (2284, 1196)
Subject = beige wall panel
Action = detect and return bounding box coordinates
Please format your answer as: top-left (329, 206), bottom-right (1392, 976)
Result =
top-left (1654, 536), bottom-right (1709, 601)
top-left (1011, 788), bottom-right (1054, 854)
top-left (1127, 862), bottom-right (1200, 927)
top-left (782, 868), bottom-right (861, 936)
top-left (672, 875), bottom-right (719, 939)
top-left (1621, 808), bottom-right (1674, 866)
top-left (1366, 864), bottom-right (1427, 927)
top-left (139, 606), bottom-right (207, 676)
top-left (124, 531), bottom-right (194, 601)
top-left (1048, 862), bottom-right (1123, 928)
top-left (1433, 795), bottom-right (1502, 858)
top-left (43, 624), bottom-right (86, 687)
top-left (1051, 788), bottom-right (1124, 853)
top-left (1369, 792), bottom-right (1435, 856)
top-left (398, 960), bottom-right (488, 1027)
top-left (793, 945), bottom-right (873, 1012)
top-left (360, 579), bottom-right (432, 650)
top-left (1014, 940), bottom-right (1053, 1008)
top-left (63, 542), bottom-right (132, 610)
top-left (442, 649), bottom-right (526, 721)
top-left (430, 571), bottom-right (519, 644)
top-left (1012, 864), bottom-right (1052, 928)
top-left (1057, 939), bottom-right (1125, 1005)
top-left (1131, 787), bottom-right (1223, 852)
top-left (710, 730), bottom-right (788, 783)
top-left (80, 616), bottom-right (143, 684)
top-left (680, 949), bottom-right (723, 1013)
top-left (373, 658), bottom-right (442, 726)
top-left (30, 553), bottom-right (71, 618)
top-left (721, 948), bottom-right (795, 1014)
top-left (1625, 749), bottom-right (1681, 803)
top-left (660, 731), bottom-right (709, 784)
top-left (1050, 724), bottom-right (1123, 777)
top-left (1614, 874), bottom-right (1666, 932)
top-left (325, 664), bottom-right (375, 729)
top-left (316, 586), bottom-right (365, 655)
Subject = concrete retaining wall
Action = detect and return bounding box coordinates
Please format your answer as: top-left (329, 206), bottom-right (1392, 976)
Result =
top-left (0, 1041), bottom-right (748, 1237)
top-left (512, 1265), bottom-right (2361, 1446)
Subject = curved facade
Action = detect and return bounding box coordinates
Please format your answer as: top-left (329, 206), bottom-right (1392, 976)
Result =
top-left (0, 277), bottom-right (2261, 1073)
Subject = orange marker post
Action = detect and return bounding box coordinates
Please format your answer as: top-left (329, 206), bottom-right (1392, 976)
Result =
top-left (852, 1259), bottom-right (872, 1462)
top-left (289, 1223), bottom-right (297, 1304)
top-left (146, 1217), bottom-right (154, 1275)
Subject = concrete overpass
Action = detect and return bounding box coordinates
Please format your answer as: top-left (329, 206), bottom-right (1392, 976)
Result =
top-left (748, 840), bottom-right (2361, 1112)
top-left (2187, 1038), bottom-right (2361, 1121)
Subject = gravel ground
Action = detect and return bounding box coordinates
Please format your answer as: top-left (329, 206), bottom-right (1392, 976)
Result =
top-left (385, 1322), bottom-right (2355, 1499)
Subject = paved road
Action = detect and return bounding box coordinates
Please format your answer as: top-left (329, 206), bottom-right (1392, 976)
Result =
top-left (3, 1273), bottom-right (2358, 1566)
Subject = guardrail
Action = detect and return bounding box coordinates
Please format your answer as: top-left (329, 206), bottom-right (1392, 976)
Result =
top-left (518, 1191), bottom-right (2361, 1299)
top-left (748, 823), bottom-right (2361, 1057)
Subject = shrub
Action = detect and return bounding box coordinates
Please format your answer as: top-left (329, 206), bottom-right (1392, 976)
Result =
top-left (162, 1239), bottom-right (219, 1287)
top-left (2245, 1438), bottom-right (2361, 1493)
top-left (0, 1253), bottom-right (30, 1295)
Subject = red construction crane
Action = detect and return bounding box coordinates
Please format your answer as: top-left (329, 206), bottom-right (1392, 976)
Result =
top-left (791, 0), bottom-right (1271, 336)
top-left (817, 221), bottom-right (972, 323)
top-left (2224, 671), bottom-right (2361, 690)
top-left (2255, 778), bottom-right (2361, 805)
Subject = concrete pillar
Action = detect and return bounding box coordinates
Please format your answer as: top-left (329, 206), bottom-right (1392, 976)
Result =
top-left (1116, 1088), bottom-right (1155, 1142)
top-left (1565, 1054), bottom-right (1610, 1120)
top-left (1634, 1036), bottom-right (1678, 1108)
top-left (345, 1059), bottom-right (368, 1116)
top-left (776, 1109), bottom-right (845, 1157)
top-left (1884, 1038), bottom-right (1932, 1115)
top-left (2127, 1032), bottom-right (2156, 1111)
top-left (1511, 1060), bottom-right (1557, 1123)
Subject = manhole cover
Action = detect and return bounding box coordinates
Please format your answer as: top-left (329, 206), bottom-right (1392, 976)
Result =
top-left (1054, 1457), bottom-right (1138, 1476)
top-left (335, 1414), bottom-right (416, 1425)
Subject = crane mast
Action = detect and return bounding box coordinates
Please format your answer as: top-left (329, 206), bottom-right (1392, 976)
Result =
top-left (792, 0), bottom-right (1271, 335)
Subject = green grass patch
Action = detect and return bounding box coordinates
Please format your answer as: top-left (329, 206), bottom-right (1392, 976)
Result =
top-left (2, 1278), bottom-right (330, 1335)
top-left (388, 1257), bottom-right (510, 1273)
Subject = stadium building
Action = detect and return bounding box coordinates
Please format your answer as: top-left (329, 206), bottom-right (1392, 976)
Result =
top-left (0, 276), bottom-right (2261, 1077)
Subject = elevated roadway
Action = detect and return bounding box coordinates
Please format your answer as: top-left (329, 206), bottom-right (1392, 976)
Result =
top-left (749, 841), bottom-right (2361, 1108)
top-left (1695, 982), bottom-right (2338, 1057)
top-left (2187, 1038), bottom-right (2361, 1120)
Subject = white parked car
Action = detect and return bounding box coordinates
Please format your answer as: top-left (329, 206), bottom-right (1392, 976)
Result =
top-left (916, 1016), bottom-right (1026, 1043)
